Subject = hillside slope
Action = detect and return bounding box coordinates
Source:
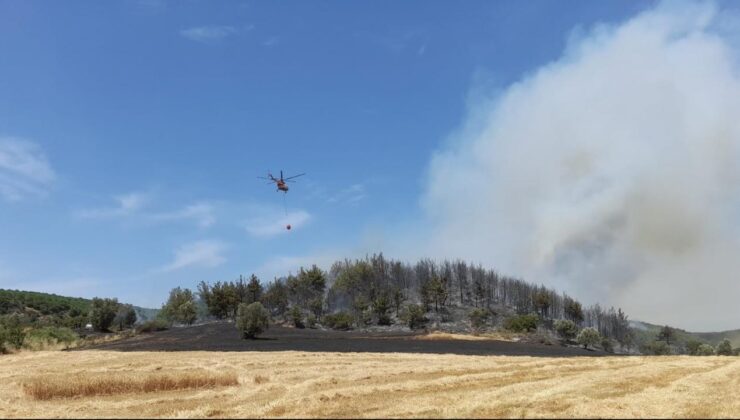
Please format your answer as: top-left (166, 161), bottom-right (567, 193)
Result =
top-left (631, 320), bottom-right (740, 348)
top-left (0, 289), bottom-right (158, 322)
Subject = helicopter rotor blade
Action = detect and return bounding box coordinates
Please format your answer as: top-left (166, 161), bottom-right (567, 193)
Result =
top-left (284, 173), bottom-right (306, 180)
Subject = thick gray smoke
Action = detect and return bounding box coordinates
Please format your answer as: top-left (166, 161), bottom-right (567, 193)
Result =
top-left (422, 2), bottom-right (740, 331)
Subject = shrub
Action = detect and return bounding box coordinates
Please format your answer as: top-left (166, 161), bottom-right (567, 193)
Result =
top-left (716, 339), bottom-right (733, 356)
top-left (136, 319), bottom-right (169, 333)
top-left (686, 339), bottom-right (702, 356)
top-left (576, 327), bottom-right (601, 350)
top-left (554, 319), bottom-right (578, 341)
top-left (642, 341), bottom-right (671, 355)
top-left (468, 308), bottom-right (489, 333)
top-left (504, 314), bottom-right (538, 333)
top-left (696, 344), bottom-right (715, 356)
top-left (23, 327), bottom-right (78, 350)
top-left (323, 311), bottom-right (353, 330)
top-left (289, 306), bottom-right (305, 329)
top-left (307, 314), bottom-right (317, 329)
top-left (600, 337), bottom-right (614, 353)
top-left (402, 304), bottom-right (428, 330)
top-left (236, 302), bottom-right (269, 339)
top-left (0, 315), bottom-right (25, 352)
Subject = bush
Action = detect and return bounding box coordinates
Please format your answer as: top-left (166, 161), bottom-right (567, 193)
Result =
top-left (323, 311), bottom-right (353, 330)
top-left (23, 327), bottom-right (78, 350)
top-left (716, 339), bottom-right (733, 356)
top-left (136, 319), bottom-right (170, 333)
top-left (696, 343), bottom-right (715, 356)
top-left (576, 327), bottom-right (601, 350)
top-left (236, 302), bottom-right (269, 339)
top-left (504, 314), bottom-right (538, 333)
top-left (554, 319), bottom-right (578, 341)
top-left (468, 308), bottom-right (489, 333)
top-left (289, 306), bottom-right (305, 329)
top-left (402, 304), bottom-right (428, 330)
top-left (686, 339), bottom-right (702, 356)
top-left (642, 341), bottom-right (671, 355)
top-left (306, 314), bottom-right (317, 329)
top-left (0, 315), bottom-right (25, 352)
top-left (600, 337), bottom-right (614, 353)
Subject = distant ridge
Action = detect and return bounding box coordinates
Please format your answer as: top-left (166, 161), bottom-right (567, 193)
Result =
top-left (0, 289), bottom-right (159, 323)
top-left (631, 320), bottom-right (740, 348)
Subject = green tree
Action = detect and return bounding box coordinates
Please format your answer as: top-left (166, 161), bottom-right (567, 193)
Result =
top-left (263, 279), bottom-right (289, 318)
top-left (576, 327), bottom-right (601, 350)
top-left (289, 306), bottom-right (304, 329)
top-left (246, 274), bottom-right (263, 304)
top-left (554, 319), bottom-right (578, 341)
top-left (373, 293), bottom-right (392, 326)
top-left (161, 287), bottom-right (197, 325)
top-left (402, 304), bottom-right (428, 330)
top-left (533, 290), bottom-right (552, 318)
top-left (468, 308), bottom-right (489, 333)
top-left (236, 302), bottom-right (269, 339)
top-left (716, 339), bottom-right (733, 356)
top-left (564, 298), bottom-right (584, 325)
top-left (89, 297), bottom-right (119, 332)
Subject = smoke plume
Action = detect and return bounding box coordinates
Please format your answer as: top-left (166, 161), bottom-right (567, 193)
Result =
top-left (422, 2), bottom-right (740, 331)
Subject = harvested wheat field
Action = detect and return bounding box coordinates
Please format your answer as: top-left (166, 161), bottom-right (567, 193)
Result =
top-left (1, 351), bottom-right (739, 418)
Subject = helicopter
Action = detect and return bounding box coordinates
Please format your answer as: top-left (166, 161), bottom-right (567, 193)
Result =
top-left (258, 170), bottom-right (305, 193)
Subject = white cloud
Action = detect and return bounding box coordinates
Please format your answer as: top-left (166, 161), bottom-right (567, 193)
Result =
top-left (161, 240), bottom-right (227, 272)
top-left (150, 202), bottom-right (216, 228)
top-left (0, 137), bottom-right (55, 201)
top-left (77, 192), bottom-right (150, 219)
top-left (421, 2), bottom-right (740, 331)
top-left (243, 209), bottom-right (311, 237)
top-left (327, 184), bottom-right (366, 205)
top-left (262, 36), bottom-right (279, 47)
top-left (78, 194), bottom-right (215, 228)
top-left (180, 26), bottom-right (237, 42)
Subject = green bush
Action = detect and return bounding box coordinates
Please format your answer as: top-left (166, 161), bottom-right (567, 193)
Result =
top-left (0, 315), bottom-right (25, 352)
top-left (307, 314), bottom-right (317, 329)
top-left (468, 308), bottom-right (489, 333)
top-left (236, 302), bottom-right (270, 339)
top-left (686, 339), bottom-right (702, 356)
top-left (695, 344), bottom-right (715, 356)
top-left (289, 306), bottom-right (305, 329)
top-left (642, 340), bottom-right (672, 355)
top-left (136, 319), bottom-right (169, 333)
top-left (576, 327), bottom-right (601, 350)
top-left (503, 314), bottom-right (538, 333)
top-left (23, 327), bottom-right (78, 349)
top-left (716, 339), bottom-right (733, 356)
top-left (323, 311), bottom-right (353, 330)
top-left (402, 304), bottom-right (428, 330)
top-left (554, 319), bottom-right (578, 341)
top-left (600, 337), bottom-right (614, 353)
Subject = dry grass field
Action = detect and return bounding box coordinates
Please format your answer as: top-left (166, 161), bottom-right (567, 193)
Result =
top-left (1, 350), bottom-right (739, 418)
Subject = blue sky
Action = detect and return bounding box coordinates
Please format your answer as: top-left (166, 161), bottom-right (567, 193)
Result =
top-left (4, 0), bottom-right (717, 311)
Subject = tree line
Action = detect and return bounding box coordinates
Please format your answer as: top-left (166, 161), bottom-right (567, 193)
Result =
top-left (165, 254), bottom-right (634, 348)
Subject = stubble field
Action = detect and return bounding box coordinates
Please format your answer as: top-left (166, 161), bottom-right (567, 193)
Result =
top-left (1, 350), bottom-right (739, 418)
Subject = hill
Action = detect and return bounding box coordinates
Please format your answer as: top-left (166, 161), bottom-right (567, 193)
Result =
top-left (631, 320), bottom-right (740, 349)
top-left (0, 289), bottom-right (158, 323)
